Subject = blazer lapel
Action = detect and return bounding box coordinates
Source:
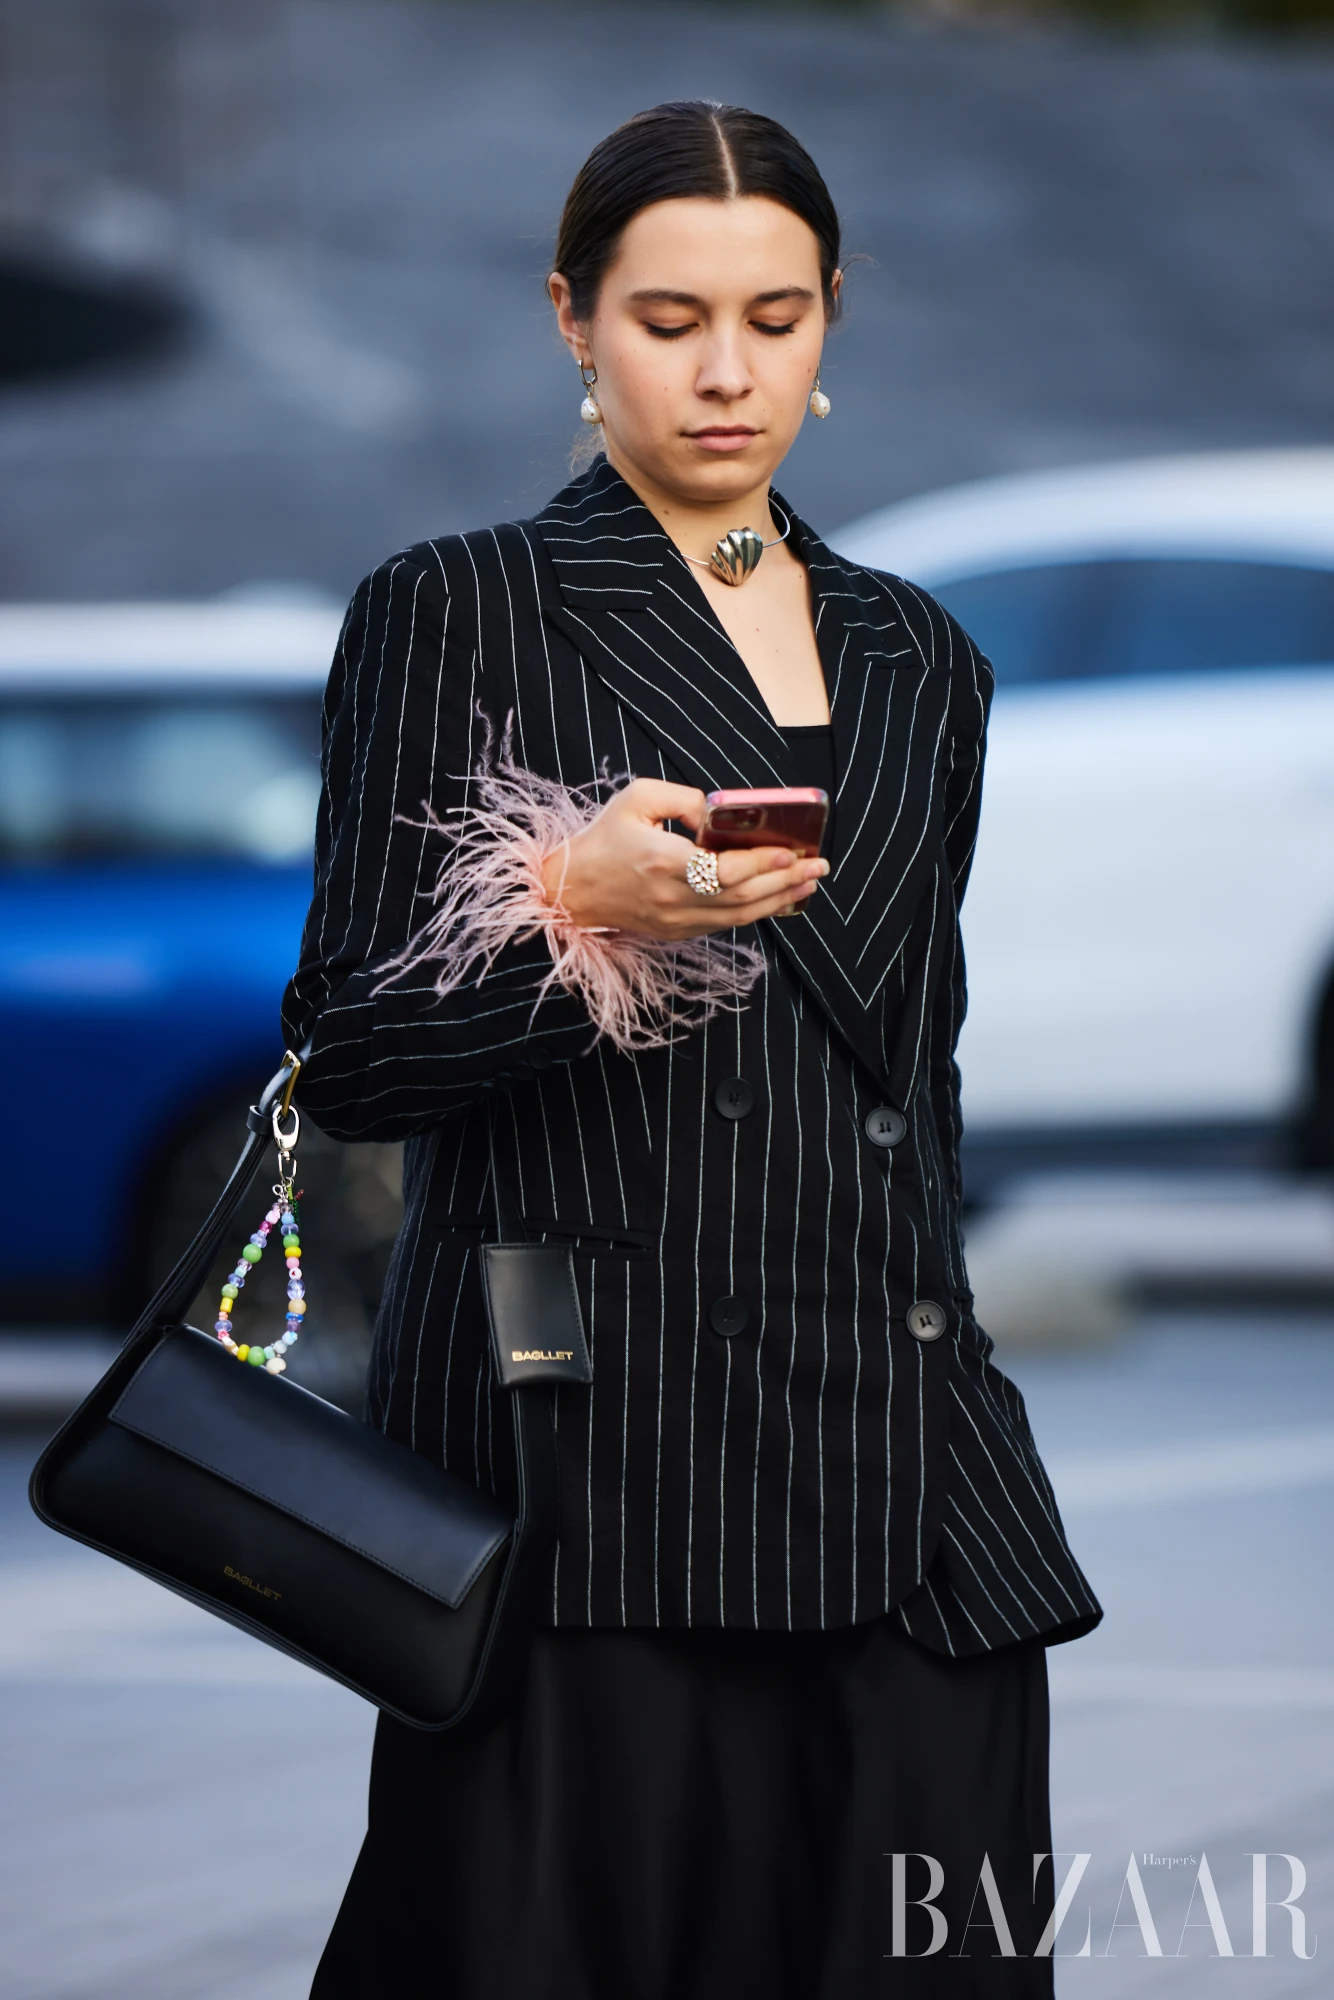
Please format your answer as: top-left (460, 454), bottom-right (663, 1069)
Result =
top-left (537, 459), bottom-right (789, 795)
top-left (535, 461), bottom-right (951, 1088)
top-left (783, 522), bottom-right (953, 1048)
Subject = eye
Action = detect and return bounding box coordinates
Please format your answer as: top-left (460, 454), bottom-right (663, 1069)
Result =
top-left (754, 320), bottom-right (798, 338)
top-left (644, 322), bottom-right (694, 341)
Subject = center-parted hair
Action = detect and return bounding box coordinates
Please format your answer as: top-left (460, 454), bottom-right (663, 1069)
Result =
top-left (552, 101), bottom-right (843, 321)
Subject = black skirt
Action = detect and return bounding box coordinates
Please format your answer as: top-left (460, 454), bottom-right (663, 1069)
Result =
top-left (311, 1618), bottom-right (1056, 2000)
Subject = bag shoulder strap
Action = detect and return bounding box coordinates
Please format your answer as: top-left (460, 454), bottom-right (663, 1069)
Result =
top-left (129, 1048), bottom-right (309, 1353)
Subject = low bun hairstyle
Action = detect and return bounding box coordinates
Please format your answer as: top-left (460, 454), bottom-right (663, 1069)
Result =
top-left (551, 101), bottom-right (843, 322)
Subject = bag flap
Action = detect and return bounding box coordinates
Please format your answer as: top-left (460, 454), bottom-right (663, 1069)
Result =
top-left (110, 1329), bottom-right (513, 1610)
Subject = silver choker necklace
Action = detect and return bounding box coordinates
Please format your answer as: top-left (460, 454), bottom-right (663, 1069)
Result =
top-left (683, 502), bottom-right (793, 587)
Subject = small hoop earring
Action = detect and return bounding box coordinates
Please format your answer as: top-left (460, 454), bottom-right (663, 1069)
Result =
top-left (578, 361), bottom-right (602, 427)
top-left (809, 371), bottom-right (831, 420)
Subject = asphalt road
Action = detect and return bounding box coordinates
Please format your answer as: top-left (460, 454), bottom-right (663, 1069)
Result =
top-left (3, 1308), bottom-right (1331, 1998)
top-left (0, 1), bottom-right (1332, 600)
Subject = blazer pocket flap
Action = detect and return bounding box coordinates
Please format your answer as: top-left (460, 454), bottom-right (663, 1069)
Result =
top-left (481, 1244), bottom-right (593, 1389)
top-left (110, 1328), bottom-right (514, 1609)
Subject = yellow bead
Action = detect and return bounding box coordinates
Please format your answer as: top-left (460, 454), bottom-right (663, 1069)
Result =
top-left (218, 1299), bottom-right (231, 1315)
top-left (237, 1345), bottom-right (249, 1360)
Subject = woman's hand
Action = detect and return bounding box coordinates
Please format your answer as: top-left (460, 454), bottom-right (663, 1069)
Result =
top-left (539, 779), bottom-right (828, 940)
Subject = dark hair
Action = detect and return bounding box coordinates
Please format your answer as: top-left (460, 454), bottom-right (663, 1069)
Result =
top-left (552, 101), bottom-right (842, 321)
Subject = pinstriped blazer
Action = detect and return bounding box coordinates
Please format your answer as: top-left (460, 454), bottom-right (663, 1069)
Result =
top-left (281, 457), bottom-right (1102, 1654)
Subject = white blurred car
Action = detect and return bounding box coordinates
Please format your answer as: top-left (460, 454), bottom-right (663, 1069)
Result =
top-left (837, 450), bottom-right (1334, 1192)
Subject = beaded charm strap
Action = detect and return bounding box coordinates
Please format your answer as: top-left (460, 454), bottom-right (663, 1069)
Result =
top-left (214, 1103), bottom-right (306, 1374)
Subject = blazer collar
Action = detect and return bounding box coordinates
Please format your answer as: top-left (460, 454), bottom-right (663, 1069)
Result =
top-left (534, 460), bottom-right (940, 1086)
top-left (535, 456), bottom-right (666, 609)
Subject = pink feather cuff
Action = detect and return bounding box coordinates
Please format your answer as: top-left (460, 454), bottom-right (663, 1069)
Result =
top-left (378, 747), bottom-right (764, 1054)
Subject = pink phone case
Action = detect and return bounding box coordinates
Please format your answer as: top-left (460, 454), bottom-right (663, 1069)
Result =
top-left (699, 787), bottom-right (830, 860)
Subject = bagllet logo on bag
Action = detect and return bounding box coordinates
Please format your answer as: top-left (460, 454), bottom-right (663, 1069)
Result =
top-left (511, 1349), bottom-right (575, 1363)
top-left (224, 1564), bottom-right (282, 1602)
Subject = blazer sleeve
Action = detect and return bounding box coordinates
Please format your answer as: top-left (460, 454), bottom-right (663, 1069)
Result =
top-left (925, 616), bottom-right (995, 1226)
top-left (280, 551), bottom-right (595, 1142)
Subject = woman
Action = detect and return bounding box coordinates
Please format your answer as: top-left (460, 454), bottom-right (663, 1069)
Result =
top-left (286, 101), bottom-right (1102, 2000)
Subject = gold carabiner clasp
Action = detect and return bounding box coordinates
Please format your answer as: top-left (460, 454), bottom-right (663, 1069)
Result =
top-left (277, 1047), bottom-right (303, 1123)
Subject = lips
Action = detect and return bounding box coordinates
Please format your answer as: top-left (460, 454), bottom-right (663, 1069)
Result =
top-left (688, 427), bottom-right (758, 452)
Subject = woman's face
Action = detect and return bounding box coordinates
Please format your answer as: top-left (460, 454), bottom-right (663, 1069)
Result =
top-left (552, 195), bottom-right (833, 508)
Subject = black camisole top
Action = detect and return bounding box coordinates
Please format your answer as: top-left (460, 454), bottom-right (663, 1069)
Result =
top-left (779, 721), bottom-right (835, 851)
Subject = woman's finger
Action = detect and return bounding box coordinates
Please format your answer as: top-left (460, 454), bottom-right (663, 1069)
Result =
top-left (621, 779), bottom-right (707, 829)
top-left (712, 844), bottom-right (798, 890)
top-left (721, 857), bottom-right (828, 907)
top-left (680, 878), bottom-right (821, 936)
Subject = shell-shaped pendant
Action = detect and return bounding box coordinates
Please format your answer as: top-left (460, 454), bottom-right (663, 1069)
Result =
top-left (580, 393), bottom-right (602, 426)
top-left (809, 387), bottom-right (831, 419)
top-left (707, 526), bottom-right (765, 586)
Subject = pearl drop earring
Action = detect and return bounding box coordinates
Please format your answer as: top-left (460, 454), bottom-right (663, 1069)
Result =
top-left (579, 361), bottom-right (602, 426)
top-left (809, 371), bottom-right (831, 419)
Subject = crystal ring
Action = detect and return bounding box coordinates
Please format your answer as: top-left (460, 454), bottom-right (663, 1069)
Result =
top-left (685, 847), bottom-right (723, 897)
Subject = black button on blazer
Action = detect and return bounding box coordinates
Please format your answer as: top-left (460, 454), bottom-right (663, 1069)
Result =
top-left (282, 459), bottom-right (1102, 1653)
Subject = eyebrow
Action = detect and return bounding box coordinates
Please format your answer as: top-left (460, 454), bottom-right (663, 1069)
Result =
top-left (627, 286), bottom-right (816, 307)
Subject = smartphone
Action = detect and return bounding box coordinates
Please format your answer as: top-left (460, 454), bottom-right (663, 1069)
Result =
top-left (699, 787), bottom-right (830, 860)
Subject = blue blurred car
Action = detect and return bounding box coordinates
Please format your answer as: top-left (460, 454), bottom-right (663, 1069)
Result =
top-left (0, 599), bottom-right (350, 1332)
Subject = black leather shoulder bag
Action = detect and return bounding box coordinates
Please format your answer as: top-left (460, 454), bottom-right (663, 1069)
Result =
top-left (29, 1051), bottom-right (592, 1732)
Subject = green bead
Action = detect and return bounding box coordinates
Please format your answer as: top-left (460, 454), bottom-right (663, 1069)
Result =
top-left (247, 1347), bottom-right (266, 1365)
top-left (221, 1283), bottom-right (239, 1299)
top-left (242, 1244), bottom-right (262, 1263)
top-left (281, 1234), bottom-right (300, 1251)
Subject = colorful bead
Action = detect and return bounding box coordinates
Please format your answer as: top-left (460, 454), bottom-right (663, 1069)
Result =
top-left (216, 1190), bottom-right (306, 1367)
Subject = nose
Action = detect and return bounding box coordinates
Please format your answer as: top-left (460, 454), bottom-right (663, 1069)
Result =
top-left (694, 328), bottom-right (752, 405)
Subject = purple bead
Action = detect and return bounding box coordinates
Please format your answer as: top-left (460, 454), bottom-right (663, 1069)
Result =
top-left (214, 1320), bottom-right (231, 1336)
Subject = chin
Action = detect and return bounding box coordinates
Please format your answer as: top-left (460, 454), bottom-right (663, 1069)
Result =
top-left (671, 448), bottom-right (780, 496)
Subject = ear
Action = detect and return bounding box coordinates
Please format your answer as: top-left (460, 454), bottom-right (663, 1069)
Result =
top-left (548, 272), bottom-right (590, 367)
top-left (828, 267), bottom-right (844, 318)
